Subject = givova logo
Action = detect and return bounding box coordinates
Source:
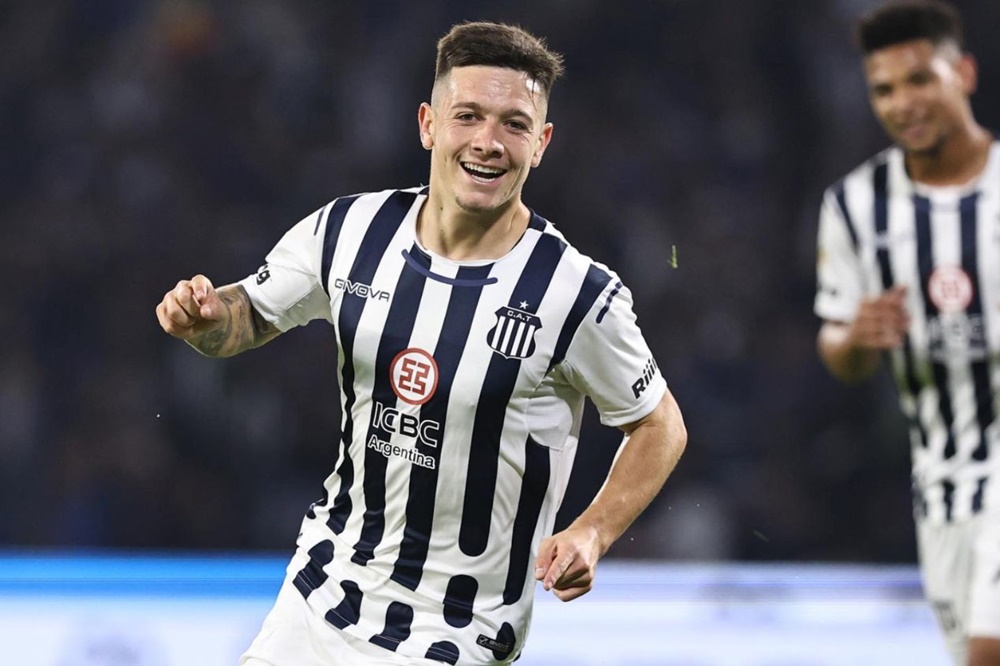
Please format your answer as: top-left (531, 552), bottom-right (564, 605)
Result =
top-left (334, 277), bottom-right (390, 302)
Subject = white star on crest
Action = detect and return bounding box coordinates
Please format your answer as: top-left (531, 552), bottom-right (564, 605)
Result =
top-left (519, 301), bottom-right (529, 309)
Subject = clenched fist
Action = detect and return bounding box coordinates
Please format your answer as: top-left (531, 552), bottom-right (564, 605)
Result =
top-left (155, 274), bottom-right (228, 341)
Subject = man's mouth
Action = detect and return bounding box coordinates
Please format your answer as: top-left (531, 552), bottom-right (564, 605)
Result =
top-left (461, 162), bottom-right (507, 181)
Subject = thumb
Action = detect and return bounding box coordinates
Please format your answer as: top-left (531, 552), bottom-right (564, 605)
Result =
top-left (189, 275), bottom-right (222, 320)
top-left (535, 538), bottom-right (555, 581)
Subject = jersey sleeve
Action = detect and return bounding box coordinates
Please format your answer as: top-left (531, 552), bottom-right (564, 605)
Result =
top-left (814, 188), bottom-right (865, 323)
top-left (238, 206), bottom-right (334, 331)
top-left (559, 280), bottom-right (666, 428)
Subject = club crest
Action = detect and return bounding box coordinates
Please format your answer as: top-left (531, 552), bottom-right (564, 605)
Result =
top-left (487, 306), bottom-right (541, 359)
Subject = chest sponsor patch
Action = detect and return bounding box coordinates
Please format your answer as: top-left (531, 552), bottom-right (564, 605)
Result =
top-left (390, 348), bottom-right (439, 405)
top-left (928, 266), bottom-right (973, 314)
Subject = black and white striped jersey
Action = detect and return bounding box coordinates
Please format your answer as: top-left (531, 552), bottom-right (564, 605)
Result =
top-left (816, 143), bottom-right (1000, 525)
top-left (240, 186), bottom-right (666, 664)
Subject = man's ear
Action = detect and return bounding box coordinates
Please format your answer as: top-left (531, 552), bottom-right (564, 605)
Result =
top-left (531, 123), bottom-right (554, 168)
top-left (958, 53), bottom-right (978, 95)
top-left (418, 102), bottom-right (434, 150)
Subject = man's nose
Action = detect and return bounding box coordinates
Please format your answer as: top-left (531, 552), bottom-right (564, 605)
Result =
top-left (470, 121), bottom-right (504, 157)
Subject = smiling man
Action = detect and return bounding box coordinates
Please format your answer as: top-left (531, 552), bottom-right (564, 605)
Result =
top-left (156, 21), bottom-right (686, 666)
top-left (814, 2), bottom-right (1000, 664)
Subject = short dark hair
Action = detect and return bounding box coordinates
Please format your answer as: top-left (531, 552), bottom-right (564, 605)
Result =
top-left (434, 22), bottom-right (565, 98)
top-left (856, 1), bottom-right (964, 55)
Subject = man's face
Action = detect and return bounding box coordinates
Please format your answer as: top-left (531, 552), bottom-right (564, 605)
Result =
top-left (864, 39), bottom-right (976, 154)
top-left (419, 65), bottom-right (553, 216)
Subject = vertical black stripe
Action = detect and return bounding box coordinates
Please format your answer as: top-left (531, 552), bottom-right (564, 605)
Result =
top-left (391, 261), bottom-right (494, 590)
top-left (321, 195), bottom-right (362, 296)
top-left (324, 580), bottom-right (363, 629)
top-left (352, 242), bottom-right (426, 566)
top-left (426, 641), bottom-right (460, 664)
top-left (834, 180), bottom-right (859, 253)
top-left (328, 191), bottom-right (418, 534)
top-left (914, 195), bottom-right (957, 460)
top-left (459, 234), bottom-right (567, 557)
top-left (442, 575), bottom-right (478, 628)
top-left (369, 601), bottom-right (414, 652)
top-left (942, 479), bottom-right (955, 522)
top-left (971, 476), bottom-right (988, 514)
top-left (874, 165), bottom-right (927, 449)
top-left (873, 164), bottom-right (893, 287)
top-left (292, 540), bottom-right (335, 599)
top-left (959, 193), bottom-right (992, 463)
top-left (549, 265), bottom-right (613, 370)
top-left (306, 195), bottom-right (360, 518)
top-left (503, 436), bottom-right (551, 605)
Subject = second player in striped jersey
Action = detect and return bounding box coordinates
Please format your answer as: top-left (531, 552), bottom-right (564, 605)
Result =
top-left (815, 2), bottom-right (1000, 663)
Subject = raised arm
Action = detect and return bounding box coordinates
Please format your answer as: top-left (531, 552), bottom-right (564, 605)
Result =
top-left (534, 388), bottom-right (686, 601)
top-left (156, 274), bottom-right (281, 358)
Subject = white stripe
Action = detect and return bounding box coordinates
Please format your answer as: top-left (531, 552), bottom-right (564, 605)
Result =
top-left (509, 321), bottom-right (527, 357)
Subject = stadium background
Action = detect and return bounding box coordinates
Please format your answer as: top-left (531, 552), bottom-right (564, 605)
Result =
top-left (3, 0), bottom-right (1000, 650)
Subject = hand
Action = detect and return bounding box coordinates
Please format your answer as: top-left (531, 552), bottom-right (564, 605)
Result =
top-left (534, 525), bottom-right (602, 602)
top-left (155, 275), bottom-right (228, 340)
top-left (848, 285), bottom-right (910, 350)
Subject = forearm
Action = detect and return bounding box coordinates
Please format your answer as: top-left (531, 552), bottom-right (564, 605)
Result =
top-left (817, 321), bottom-right (881, 384)
top-left (569, 393), bottom-right (686, 556)
top-left (187, 285), bottom-right (280, 357)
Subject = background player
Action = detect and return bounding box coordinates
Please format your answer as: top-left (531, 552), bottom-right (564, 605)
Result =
top-left (815, 2), bottom-right (1000, 663)
top-left (157, 21), bottom-right (686, 665)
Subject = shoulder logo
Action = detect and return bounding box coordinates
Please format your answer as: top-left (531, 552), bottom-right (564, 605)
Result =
top-left (255, 264), bottom-right (271, 285)
top-left (487, 305), bottom-right (541, 359)
top-left (390, 348), bottom-right (439, 405)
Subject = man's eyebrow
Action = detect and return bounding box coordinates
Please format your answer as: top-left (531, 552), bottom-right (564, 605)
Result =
top-left (451, 100), bottom-right (534, 121)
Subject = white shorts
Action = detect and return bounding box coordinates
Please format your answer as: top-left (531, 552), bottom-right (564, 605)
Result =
top-left (917, 510), bottom-right (1000, 664)
top-left (240, 578), bottom-right (441, 666)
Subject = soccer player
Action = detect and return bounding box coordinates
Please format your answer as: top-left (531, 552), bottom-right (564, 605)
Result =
top-left (815, 2), bottom-right (1000, 664)
top-left (157, 21), bottom-right (686, 665)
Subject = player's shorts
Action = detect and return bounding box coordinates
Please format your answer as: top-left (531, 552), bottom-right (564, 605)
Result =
top-left (239, 577), bottom-right (441, 666)
top-left (917, 510), bottom-right (1000, 664)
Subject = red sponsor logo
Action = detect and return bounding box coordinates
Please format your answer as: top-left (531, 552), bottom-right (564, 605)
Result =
top-left (390, 348), bottom-right (439, 405)
top-left (928, 266), bottom-right (973, 314)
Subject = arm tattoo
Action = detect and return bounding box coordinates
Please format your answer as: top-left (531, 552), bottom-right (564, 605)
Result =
top-left (188, 285), bottom-right (279, 357)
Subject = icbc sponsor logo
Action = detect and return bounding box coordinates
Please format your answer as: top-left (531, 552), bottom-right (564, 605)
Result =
top-left (928, 266), bottom-right (973, 314)
top-left (390, 348), bottom-right (439, 405)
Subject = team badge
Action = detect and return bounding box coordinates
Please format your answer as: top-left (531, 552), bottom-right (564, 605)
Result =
top-left (928, 266), bottom-right (973, 314)
top-left (487, 306), bottom-right (541, 359)
top-left (390, 348), bottom-right (439, 405)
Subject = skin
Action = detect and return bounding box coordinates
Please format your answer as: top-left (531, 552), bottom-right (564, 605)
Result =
top-left (155, 277), bottom-right (280, 357)
top-left (818, 38), bottom-right (991, 383)
top-left (820, 39), bottom-right (1000, 664)
top-left (158, 64), bottom-right (686, 603)
top-left (535, 391), bottom-right (686, 601)
top-left (417, 65), bottom-right (553, 261)
top-left (864, 39), bottom-right (991, 185)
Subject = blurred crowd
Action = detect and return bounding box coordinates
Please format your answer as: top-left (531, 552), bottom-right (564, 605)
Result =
top-left (4, 0), bottom-right (1000, 562)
